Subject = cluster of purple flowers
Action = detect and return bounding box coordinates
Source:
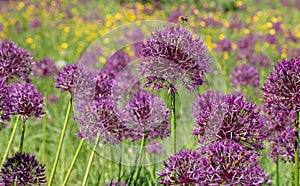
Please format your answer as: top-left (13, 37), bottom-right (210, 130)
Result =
top-left (0, 40), bottom-right (45, 127)
top-left (230, 64), bottom-right (260, 88)
top-left (262, 57), bottom-right (300, 163)
top-left (0, 153), bottom-right (46, 185)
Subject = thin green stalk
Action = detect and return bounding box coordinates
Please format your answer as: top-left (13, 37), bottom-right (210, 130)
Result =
top-left (276, 159), bottom-right (279, 186)
top-left (101, 156), bottom-right (105, 184)
top-left (62, 138), bottom-right (84, 186)
top-left (294, 111), bottom-right (299, 186)
top-left (1, 115), bottom-right (20, 166)
top-left (41, 111), bottom-right (47, 162)
top-left (109, 147), bottom-right (113, 180)
top-left (48, 97), bottom-right (72, 186)
top-left (133, 133), bottom-right (145, 181)
top-left (19, 120), bottom-right (26, 154)
top-left (82, 136), bottom-right (100, 186)
top-left (171, 92), bottom-right (176, 154)
top-left (146, 153), bottom-right (156, 183)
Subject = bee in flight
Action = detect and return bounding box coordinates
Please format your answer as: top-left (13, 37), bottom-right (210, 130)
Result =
top-left (178, 16), bottom-right (188, 23)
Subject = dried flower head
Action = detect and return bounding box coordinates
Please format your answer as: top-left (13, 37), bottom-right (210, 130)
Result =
top-left (121, 91), bottom-right (170, 141)
top-left (0, 40), bottom-right (34, 82)
top-left (140, 25), bottom-right (210, 94)
top-left (0, 153), bottom-right (46, 185)
top-left (230, 64), bottom-right (260, 88)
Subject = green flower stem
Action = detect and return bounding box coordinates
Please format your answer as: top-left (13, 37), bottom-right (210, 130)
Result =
top-left (171, 92), bottom-right (176, 154)
top-left (48, 97), bottom-right (72, 186)
top-left (82, 135), bottom-right (100, 186)
top-left (276, 159), bottom-right (279, 186)
top-left (1, 115), bottom-right (20, 166)
top-left (294, 111), bottom-right (299, 186)
top-left (146, 153), bottom-right (156, 183)
top-left (19, 120), bottom-right (26, 154)
top-left (109, 147), bottom-right (113, 180)
top-left (41, 110), bottom-right (48, 162)
top-left (134, 133), bottom-right (145, 181)
top-left (62, 138), bottom-right (84, 186)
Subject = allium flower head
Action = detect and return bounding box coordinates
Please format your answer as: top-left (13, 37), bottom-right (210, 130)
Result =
top-left (104, 50), bottom-right (131, 78)
top-left (158, 149), bottom-right (207, 185)
top-left (230, 64), bottom-right (260, 88)
top-left (198, 140), bottom-right (271, 185)
top-left (269, 127), bottom-right (300, 163)
top-left (193, 94), bottom-right (266, 149)
top-left (32, 57), bottom-right (59, 78)
top-left (0, 40), bottom-right (34, 82)
top-left (191, 91), bottom-right (226, 144)
top-left (3, 82), bottom-right (44, 121)
top-left (141, 25), bottom-right (210, 94)
top-left (145, 141), bottom-right (165, 155)
top-left (122, 91), bottom-right (170, 141)
top-left (75, 99), bottom-right (127, 144)
top-left (0, 153), bottom-right (46, 185)
top-left (262, 57), bottom-right (300, 117)
top-left (215, 38), bottom-right (232, 53)
top-left (55, 64), bottom-right (78, 93)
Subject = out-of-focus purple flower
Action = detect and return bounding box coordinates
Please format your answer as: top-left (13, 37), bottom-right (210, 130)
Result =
top-left (215, 38), bottom-right (232, 53)
top-left (200, 17), bottom-right (223, 27)
top-left (32, 57), bottom-right (59, 78)
top-left (237, 33), bottom-right (255, 51)
top-left (141, 26), bottom-right (210, 94)
top-left (265, 34), bottom-right (278, 44)
top-left (262, 57), bottom-right (300, 118)
top-left (167, 9), bottom-right (183, 23)
top-left (280, 0), bottom-right (290, 6)
top-left (269, 127), bottom-right (300, 163)
top-left (0, 40), bottom-right (34, 82)
top-left (79, 45), bottom-right (102, 67)
top-left (198, 140), bottom-right (271, 185)
top-left (29, 18), bottom-right (42, 29)
top-left (191, 91), bottom-right (226, 144)
top-left (230, 64), bottom-right (260, 88)
top-left (121, 91), bottom-right (170, 141)
top-left (272, 21), bottom-right (283, 34)
top-left (251, 54), bottom-right (271, 68)
top-left (133, 42), bottom-right (143, 58)
top-left (236, 48), bottom-right (254, 61)
top-left (75, 99), bottom-right (127, 144)
top-left (285, 29), bottom-right (299, 43)
top-left (65, 9), bottom-right (73, 19)
top-left (104, 50), bottom-right (131, 78)
top-left (105, 181), bottom-right (128, 186)
top-left (145, 141), bottom-right (165, 155)
top-left (0, 23), bottom-right (3, 32)
top-left (288, 48), bottom-right (300, 58)
top-left (158, 149), bottom-right (207, 185)
top-left (0, 153), bottom-right (46, 185)
top-left (55, 64), bottom-right (78, 93)
top-left (229, 14), bottom-right (244, 30)
top-left (46, 94), bottom-right (60, 104)
top-left (3, 82), bottom-right (44, 121)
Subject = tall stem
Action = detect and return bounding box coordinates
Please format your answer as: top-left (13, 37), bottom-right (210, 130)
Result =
top-left (82, 136), bottom-right (100, 186)
top-left (1, 115), bottom-right (20, 166)
top-left (41, 111), bottom-right (47, 162)
top-left (294, 111), bottom-right (299, 186)
top-left (276, 159), bottom-right (279, 186)
top-left (133, 133), bottom-right (145, 181)
top-left (62, 138), bottom-right (84, 186)
top-left (19, 120), bottom-right (26, 154)
top-left (48, 97), bottom-right (72, 186)
top-left (109, 147), bottom-right (114, 180)
top-left (171, 92), bottom-right (176, 154)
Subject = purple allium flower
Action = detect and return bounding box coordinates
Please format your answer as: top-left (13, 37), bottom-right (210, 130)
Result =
top-left (158, 149), bottom-right (207, 185)
top-left (262, 57), bottom-right (300, 118)
top-left (167, 9), bottom-right (183, 23)
top-left (29, 18), bottom-right (42, 29)
top-left (215, 38), bottom-right (232, 53)
top-left (141, 26), bottom-right (210, 94)
top-left (230, 64), bottom-right (260, 88)
top-left (237, 33), bottom-right (255, 51)
top-left (200, 17), bottom-right (223, 27)
top-left (121, 91), bottom-right (170, 141)
top-left (251, 54), bottom-right (271, 68)
top-left (193, 94), bottom-right (266, 149)
top-left (145, 141), bottom-right (165, 155)
top-left (198, 140), bottom-right (271, 185)
top-left (46, 94), bottom-right (60, 104)
top-left (104, 50), bottom-right (131, 78)
top-left (133, 42), bottom-right (144, 58)
top-left (75, 99), bottom-right (127, 144)
top-left (265, 34), bottom-right (278, 45)
top-left (3, 82), bottom-right (44, 121)
top-left (269, 127), bottom-right (300, 163)
top-left (191, 91), bottom-right (226, 144)
top-left (55, 64), bottom-right (79, 93)
top-left (272, 21), bottom-right (283, 34)
top-left (105, 181), bottom-right (128, 186)
top-left (94, 70), bottom-right (114, 101)
top-left (32, 57), bottom-right (59, 78)
top-left (0, 40), bottom-right (34, 82)
top-left (0, 153), bottom-right (46, 185)
top-left (229, 14), bottom-right (244, 30)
